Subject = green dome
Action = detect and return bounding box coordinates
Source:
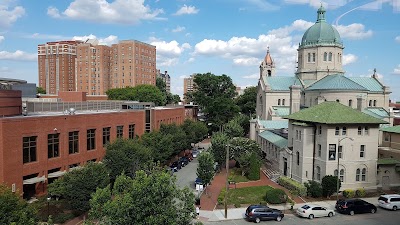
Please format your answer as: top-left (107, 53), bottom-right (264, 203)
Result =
top-left (300, 6), bottom-right (343, 48)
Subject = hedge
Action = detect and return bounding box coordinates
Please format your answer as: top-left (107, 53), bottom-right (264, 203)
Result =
top-left (265, 188), bottom-right (287, 204)
top-left (356, 188), bottom-right (366, 197)
top-left (277, 176), bottom-right (307, 196)
top-left (343, 189), bottom-right (355, 198)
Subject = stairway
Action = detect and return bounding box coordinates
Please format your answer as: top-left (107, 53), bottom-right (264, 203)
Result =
top-left (263, 168), bottom-right (280, 182)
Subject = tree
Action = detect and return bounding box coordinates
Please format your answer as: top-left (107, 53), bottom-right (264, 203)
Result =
top-left (304, 180), bottom-right (323, 198)
top-left (48, 162), bottom-right (109, 212)
top-left (106, 85), bottom-right (165, 106)
top-left (166, 93), bottom-right (181, 104)
top-left (156, 77), bottom-right (167, 93)
top-left (192, 73), bottom-right (240, 131)
top-left (322, 175), bottom-right (341, 198)
top-left (235, 86), bottom-right (257, 116)
top-left (141, 131), bottom-right (175, 163)
top-left (197, 152), bottom-right (215, 186)
top-left (232, 114), bottom-right (251, 136)
top-left (229, 137), bottom-right (261, 160)
top-left (103, 138), bottom-right (153, 181)
top-left (0, 184), bottom-right (38, 225)
top-left (156, 77), bottom-right (181, 104)
top-left (88, 168), bottom-right (195, 225)
top-left (209, 131), bottom-right (229, 166)
top-left (181, 119), bottom-right (208, 145)
top-left (159, 123), bottom-right (190, 155)
top-left (36, 86), bottom-right (46, 94)
top-left (223, 119), bottom-right (244, 138)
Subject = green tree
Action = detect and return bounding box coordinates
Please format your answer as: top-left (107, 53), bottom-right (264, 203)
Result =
top-left (0, 184), bottom-right (38, 225)
top-left (229, 137), bottom-right (261, 160)
top-left (156, 77), bottom-right (181, 104)
top-left (36, 86), bottom-right (46, 94)
top-left (192, 73), bottom-right (240, 131)
top-left (209, 131), bottom-right (229, 166)
top-left (322, 175), bottom-right (341, 198)
top-left (181, 119), bottom-right (208, 145)
top-left (106, 85), bottom-right (165, 106)
top-left (141, 131), bottom-right (175, 163)
top-left (103, 138), bottom-right (153, 181)
top-left (197, 151), bottom-right (215, 186)
top-left (235, 86), bottom-right (257, 116)
top-left (223, 119), bottom-right (244, 138)
top-left (89, 169), bottom-right (195, 225)
top-left (304, 180), bottom-right (323, 198)
top-left (48, 162), bottom-right (109, 212)
top-left (156, 77), bottom-right (167, 93)
top-left (232, 114), bottom-right (251, 136)
top-left (160, 123), bottom-right (190, 155)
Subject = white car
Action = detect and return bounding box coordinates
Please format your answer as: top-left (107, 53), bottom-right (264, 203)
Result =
top-left (378, 194), bottom-right (400, 211)
top-left (296, 204), bottom-right (335, 219)
top-left (192, 150), bottom-right (199, 158)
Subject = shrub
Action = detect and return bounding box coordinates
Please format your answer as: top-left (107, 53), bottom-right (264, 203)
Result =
top-left (343, 189), bottom-right (355, 198)
top-left (356, 188), bottom-right (366, 197)
top-left (247, 153), bottom-right (260, 180)
top-left (304, 180), bottom-right (323, 198)
top-left (234, 202), bottom-right (241, 208)
top-left (218, 189), bottom-right (225, 205)
top-left (322, 175), bottom-right (340, 197)
top-left (277, 176), bottom-right (307, 196)
top-left (193, 221), bottom-right (204, 225)
top-left (265, 188), bottom-right (287, 204)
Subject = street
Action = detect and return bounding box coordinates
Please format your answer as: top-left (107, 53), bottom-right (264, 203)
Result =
top-left (202, 209), bottom-right (400, 225)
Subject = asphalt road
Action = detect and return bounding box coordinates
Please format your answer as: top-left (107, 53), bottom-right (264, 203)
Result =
top-left (202, 208), bottom-right (400, 225)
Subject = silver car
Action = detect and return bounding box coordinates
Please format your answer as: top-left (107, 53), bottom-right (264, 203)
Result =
top-left (296, 204), bottom-right (335, 219)
top-left (378, 194), bottom-right (400, 211)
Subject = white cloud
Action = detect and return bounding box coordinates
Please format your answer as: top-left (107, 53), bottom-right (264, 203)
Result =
top-left (0, 66), bottom-right (10, 72)
top-left (393, 64), bottom-right (400, 75)
top-left (284, 0), bottom-right (346, 9)
top-left (233, 57), bottom-right (260, 66)
top-left (335, 23), bottom-right (373, 40)
top-left (172, 26), bottom-right (185, 33)
top-left (0, 35), bottom-right (4, 43)
top-left (0, 50), bottom-right (36, 61)
top-left (73, 34), bottom-right (119, 45)
top-left (396, 36), bottom-right (400, 43)
top-left (48, 0), bottom-right (164, 24)
top-left (150, 39), bottom-right (191, 66)
top-left (186, 57), bottom-right (195, 63)
top-left (268, 19), bottom-right (314, 38)
top-left (342, 54), bottom-right (357, 65)
top-left (243, 73), bottom-right (259, 79)
top-left (28, 33), bottom-right (69, 40)
top-left (0, 3), bottom-right (25, 27)
top-left (173, 4), bottom-right (199, 15)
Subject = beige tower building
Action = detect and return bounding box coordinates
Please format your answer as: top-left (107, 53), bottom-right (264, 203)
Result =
top-left (183, 73), bottom-right (197, 102)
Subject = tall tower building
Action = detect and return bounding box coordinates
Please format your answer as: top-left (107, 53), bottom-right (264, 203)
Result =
top-left (157, 69), bottom-right (171, 93)
top-left (259, 47), bottom-right (275, 78)
top-left (38, 40), bottom-right (82, 95)
top-left (183, 73), bottom-right (196, 96)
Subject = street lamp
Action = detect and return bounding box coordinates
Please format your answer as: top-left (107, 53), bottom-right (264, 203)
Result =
top-left (224, 143), bottom-right (229, 219)
top-left (336, 137), bottom-right (354, 201)
top-left (46, 196), bottom-right (51, 219)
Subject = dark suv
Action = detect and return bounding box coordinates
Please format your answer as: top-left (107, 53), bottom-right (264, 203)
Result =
top-left (335, 199), bottom-right (377, 215)
top-left (245, 205), bottom-right (284, 223)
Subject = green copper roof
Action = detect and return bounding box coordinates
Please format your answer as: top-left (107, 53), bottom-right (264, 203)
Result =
top-left (306, 74), bottom-right (367, 91)
top-left (377, 158), bottom-right (400, 165)
top-left (300, 6), bottom-right (342, 48)
top-left (265, 76), bottom-right (303, 91)
top-left (259, 120), bottom-right (288, 129)
top-left (272, 106), bottom-right (290, 116)
top-left (381, 125), bottom-right (400, 134)
top-left (258, 130), bottom-right (288, 149)
top-left (348, 77), bottom-right (384, 92)
top-left (363, 108), bottom-right (389, 119)
top-left (284, 101), bottom-right (389, 124)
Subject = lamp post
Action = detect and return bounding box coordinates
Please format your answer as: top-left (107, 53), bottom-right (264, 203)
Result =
top-left (46, 196), bottom-right (51, 219)
top-left (224, 143), bottom-right (229, 219)
top-left (336, 137), bottom-right (354, 201)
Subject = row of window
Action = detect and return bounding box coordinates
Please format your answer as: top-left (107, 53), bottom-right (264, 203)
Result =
top-left (334, 126), bottom-right (369, 136)
top-left (315, 166), bottom-right (367, 181)
top-left (23, 125), bottom-right (135, 164)
top-left (306, 52), bottom-right (342, 63)
top-left (277, 99), bottom-right (286, 106)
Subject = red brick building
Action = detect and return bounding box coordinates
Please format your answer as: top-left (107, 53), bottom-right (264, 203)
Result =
top-left (0, 90), bottom-right (184, 199)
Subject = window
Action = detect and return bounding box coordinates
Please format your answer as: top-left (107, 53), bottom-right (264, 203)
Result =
top-left (340, 169), bottom-right (344, 182)
top-left (316, 166), bottom-right (321, 180)
top-left (48, 134), bottom-right (60, 158)
top-left (338, 145), bottom-right (343, 159)
top-left (336, 99), bottom-right (340, 103)
top-left (361, 168), bottom-right (366, 181)
top-left (358, 126), bottom-right (362, 135)
top-left (69, 131), bottom-right (79, 154)
top-left (335, 127), bottom-right (340, 135)
top-left (329, 144), bottom-right (336, 160)
top-left (373, 100), bottom-right (377, 106)
top-left (360, 145), bottom-right (365, 158)
top-left (342, 127), bottom-right (347, 135)
top-left (299, 131), bottom-right (302, 141)
top-left (282, 99), bottom-right (285, 106)
top-left (356, 168), bottom-right (361, 181)
top-left (87, 129), bottom-right (96, 150)
top-left (312, 53), bottom-right (316, 62)
top-left (129, 124), bottom-right (135, 139)
top-left (278, 99), bottom-right (281, 105)
top-left (103, 127), bottom-right (110, 146)
top-left (296, 130), bottom-right (299, 140)
top-left (297, 151), bottom-right (300, 165)
top-left (117, 125), bottom-right (124, 138)
top-left (324, 52), bottom-right (327, 61)
top-left (349, 99), bottom-right (352, 107)
top-left (318, 144), bottom-right (322, 157)
top-left (308, 53), bottom-right (311, 62)
top-left (364, 126), bottom-right (369, 135)
top-left (384, 134), bottom-right (390, 142)
top-left (318, 126), bottom-right (322, 135)
top-left (328, 52), bottom-right (332, 61)
top-left (369, 100), bottom-right (372, 106)
top-left (23, 136), bottom-right (37, 163)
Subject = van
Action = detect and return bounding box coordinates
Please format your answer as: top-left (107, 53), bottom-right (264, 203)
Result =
top-left (378, 194), bottom-right (400, 211)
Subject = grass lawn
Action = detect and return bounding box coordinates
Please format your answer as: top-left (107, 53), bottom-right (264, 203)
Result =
top-left (219, 186), bottom-right (273, 206)
top-left (228, 168), bottom-right (250, 183)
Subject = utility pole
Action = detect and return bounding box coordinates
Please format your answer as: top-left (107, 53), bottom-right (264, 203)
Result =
top-left (224, 143), bottom-right (229, 218)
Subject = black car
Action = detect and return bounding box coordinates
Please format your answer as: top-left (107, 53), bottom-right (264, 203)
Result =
top-left (245, 205), bottom-right (284, 223)
top-left (335, 199), bottom-right (377, 215)
top-left (170, 161), bottom-right (181, 172)
top-left (180, 156), bottom-right (190, 166)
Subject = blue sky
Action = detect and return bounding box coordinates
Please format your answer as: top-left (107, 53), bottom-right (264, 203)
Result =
top-left (0, 0), bottom-right (400, 101)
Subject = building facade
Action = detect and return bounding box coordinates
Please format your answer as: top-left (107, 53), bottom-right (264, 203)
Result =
top-left (157, 69), bottom-right (171, 93)
top-left (183, 73), bottom-right (197, 102)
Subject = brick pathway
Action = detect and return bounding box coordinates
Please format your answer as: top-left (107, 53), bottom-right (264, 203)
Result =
top-left (199, 169), bottom-right (305, 211)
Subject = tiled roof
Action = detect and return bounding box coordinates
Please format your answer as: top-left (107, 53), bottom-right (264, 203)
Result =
top-left (306, 74), bottom-right (367, 91)
top-left (348, 77), bottom-right (384, 92)
top-left (284, 101), bottom-right (389, 124)
top-left (259, 120), bottom-right (288, 129)
top-left (377, 158), bottom-right (400, 165)
top-left (264, 77), bottom-right (303, 91)
top-left (381, 125), bottom-right (400, 134)
top-left (272, 106), bottom-right (290, 117)
top-left (258, 130), bottom-right (288, 149)
top-left (363, 107), bottom-right (389, 119)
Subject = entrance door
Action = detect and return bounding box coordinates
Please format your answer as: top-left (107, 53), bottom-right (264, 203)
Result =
top-left (382, 176), bottom-right (390, 190)
top-left (283, 157), bottom-right (288, 176)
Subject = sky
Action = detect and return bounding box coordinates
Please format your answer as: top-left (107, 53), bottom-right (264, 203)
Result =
top-left (0, 0), bottom-right (400, 101)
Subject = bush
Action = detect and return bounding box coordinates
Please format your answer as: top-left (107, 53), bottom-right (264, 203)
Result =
top-left (247, 153), bottom-right (260, 180)
top-left (322, 175), bottom-right (340, 197)
top-left (278, 176), bottom-right (307, 196)
top-left (234, 202), bottom-right (241, 208)
top-left (218, 189), bottom-right (225, 205)
top-left (304, 180), bottom-right (323, 198)
top-left (193, 221), bottom-right (204, 225)
top-left (343, 189), bottom-right (355, 198)
top-left (265, 188), bottom-right (287, 204)
top-left (356, 188), bottom-right (366, 197)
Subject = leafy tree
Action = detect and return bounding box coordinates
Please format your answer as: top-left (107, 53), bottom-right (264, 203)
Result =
top-left (232, 114), bottom-right (250, 136)
top-left (304, 180), bottom-right (323, 198)
top-left (236, 151), bottom-right (260, 180)
top-left (192, 73), bottom-right (240, 131)
top-left (223, 119), bottom-right (244, 138)
top-left (322, 175), bottom-right (341, 198)
top-left (197, 152), bottom-right (215, 186)
top-left (36, 86), bottom-right (46, 94)
top-left (229, 137), bottom-right (261, 160)
top-left (183, 91), bottom-right (194, 104)
top-left (48, 162), bottom-right (109, 212)
top-left (103, 138), bottom-right (153, 181)
top-left (235, 86), bottom-right (257, 116)
top-left (167, 93), bottom-right (181, 104)
top-left (0, 184), bottom-right (38, 225)
top-left (156, 77), bottom-right (181, 104)
top-left (156, 77), bottom-right (167, 93)
top-left (89, 169), bottom-right (195, 225)
top-left (181, 119), bottom-right (208, 145)
top-left (160, 123), bottom-right (190, 155)
top-left (141, 131), bottom-right (175, 163)
top-left (106, 85), bottom-right (165, 106)
top-left (209, 131), bottom-right (229, 166)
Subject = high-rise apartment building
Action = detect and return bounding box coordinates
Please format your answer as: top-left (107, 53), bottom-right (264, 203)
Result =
top-left (183, 73), bottom-right (196, 97)
top-left (38, 40), bottom-right (82, 95)
top-left (156, 69), bottom-right (171, 93)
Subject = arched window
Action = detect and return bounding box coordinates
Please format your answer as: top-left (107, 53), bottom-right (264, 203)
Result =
top-left (373, 100), bottom-right (377, 106)
top-left (324, 52), bottom-right (327, 61)
top-left (348, 99), bottom-right (352, 107)
top-left (361, 168), bottom-right (367, 181)
top-left (278, 99), bottom-right (281, 105)
top-left (316, 166), bottom-right (321, 180)
top-left (356, 168), bottom-right (361, 181)
top-left (342, 127), bottom-right (347, 135)
top-left (340, 169), bottom-right (345, 182)
top-left (328, 52), bottom-right (332, 61)
top-left (369, 100), bottom-right (372, 106)
top-left (312, 53), bottom-right (316, 62)
top-left (268, 70), bottom-right (272, 76)
top-left (282, 99), bottom-right (285, 106)
top-left (308, 53), bottom-right (311, 62)
top-left (335, 127), bottom-right (340, 135)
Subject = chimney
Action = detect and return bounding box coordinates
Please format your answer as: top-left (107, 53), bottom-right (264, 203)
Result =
top-left (290, 85), bottom-right (301, 114)
top-left (357, 94), bottom-right (366, 111)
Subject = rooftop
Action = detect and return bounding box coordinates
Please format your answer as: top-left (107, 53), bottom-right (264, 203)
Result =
top-left (381, 125), bottom-right (400, 134)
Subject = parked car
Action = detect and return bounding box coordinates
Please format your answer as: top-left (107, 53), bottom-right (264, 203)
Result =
top-left (195, 177), bottom-right (203, 185)
top-left (179, 157), bottom-right (189, 167)
top-left (192, 150), bottom-right (199, 158)
top-left (378, 194), bottom-right (400, 211)
top-left (170, 161), bottom-right (181, 172)
top-left (296, 204), bottom-right (335, 219)
top-left (245, 205), bottom-right (284, 223)
top-left (335, 199), bottom-right (377, 215)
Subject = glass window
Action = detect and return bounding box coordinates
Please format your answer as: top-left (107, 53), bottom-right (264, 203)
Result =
top-left (342, 127), bottom-right (347, 135)
top-left (316, 166), bottom-right (321, 180)
top-left (117, 125), bottom-right (124, 138)
top-left (278, 99), bottom-right (281, 105)
top-left (328, 52), bottom-right (332, 61)
top-left (318, 126), bottom-right (322, 135)
top-left (340, 169), bottom-right (344, 182)
top-left (296, 130), bottom-right (299, 140)
top-left (308, 53), bottom-right (311, 62)
top-left (299, 131), bottom-right (302, 141)
top-left (282, 99), bottom-right (285, 106)
top-left (365, 127), bottom-right (369, 135)
top-left (23, 136), bottom-right (37, 163)
top-left (48, 134), bottom-right (60, 158)
top-left (103, 127), bottom-right (111, 146)
top-left (324, 52), bottom-right (327, 61)
top-left (349, 99), bottom-right (352, 107)
top-left (329, 144), bottom-right (336, 160)
top-left (129, 124), bottom-right (135, 139)
top-left (373, 100), bottom-right (377, 106)
top-left (335, 127), bottom-right (340, 135)
top-left (312, 53), bottom-right (316, 62)
top-left (69, 131), bottom-right (79, 154)
top-left (87, 129), bottom-right (96, 150)
top-left (318, 144), bottom-right (322, 157)
top-left (360, 145), bottom-right (365, 157)
top-left (297, 152), bottom-right (300, 165)
top-left (361, 168), bottom-right (366, 181)
top-left (358, 126), bottom-right (362, 135)
top-left (356, 168), bottom-right (360, 181)
top-left (369, 100), bottom-right (372, 106)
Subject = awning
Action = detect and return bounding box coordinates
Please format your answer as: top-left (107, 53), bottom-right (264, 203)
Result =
top-left (23, 175), bottom-right (46, 185)
top-left (69, 166), bottom-right (82, 171)
top-left (48, 171), bottom-right (66, 178)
